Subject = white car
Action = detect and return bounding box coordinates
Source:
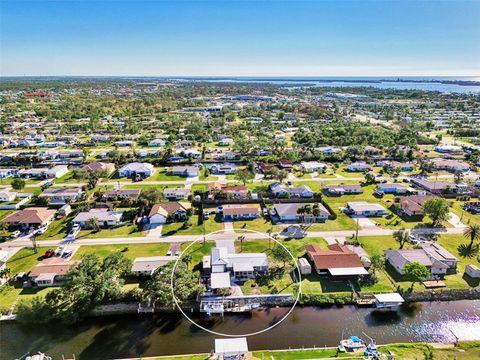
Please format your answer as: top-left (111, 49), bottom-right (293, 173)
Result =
top-left (35, 226), bottom-right (48, 235)
top-left (166, 250), bottom-right (172, 256)
top-left (55, 246), bottom-right (65, 256)
top-left (10, 230), bottom-right (21, 238)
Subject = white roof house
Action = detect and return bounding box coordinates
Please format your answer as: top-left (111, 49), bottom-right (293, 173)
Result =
top-left (300, 161), bottom-right (328, 172)
top-left (346, 202), bottom-right (387, 216)
top-left (210, 271), bottom-right (231, 289)
top-left (131, 256), bottom-right (177, 276)
top-left (208, 246), bottom-right (268, 280)
top-left (118, 162), bottom-right (154, 177)
top-left (72, 209), bottom-right (123, 227)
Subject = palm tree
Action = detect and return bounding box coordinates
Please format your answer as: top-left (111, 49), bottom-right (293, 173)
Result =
top-left (0, 221), bottom-right (8, 235)
top-left (464, 224), bottom-right (480, 250)
top-left (237, 235), bottom-right (245, 252)
top-left (87, 217), bottom-right (99, 231)
top-left (393, 229), bottom-right (410, 249)
top-left (181, 254), bottom-right (192, 269)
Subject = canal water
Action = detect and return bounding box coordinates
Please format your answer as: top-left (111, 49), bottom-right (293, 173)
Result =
top-left (2, 300), bottom-right (480, 359)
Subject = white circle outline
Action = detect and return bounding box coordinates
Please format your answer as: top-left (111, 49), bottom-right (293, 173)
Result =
top-left (170, 228), bottom-right (302, 337)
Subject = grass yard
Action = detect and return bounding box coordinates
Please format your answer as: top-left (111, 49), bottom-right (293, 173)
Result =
top-left (450, 201), bottom-right (480, 226)
top-left (179, 241), bottom-right (215, 265)
top-left (54, 171), bottom-right (84, 184)
top-left (72, 243), bottom-right (170, 260)
top-left (149, 169), bottom-right (187, 182)
top-left (36, 215), bottom-right (75, 240)
top-left (191, 183), bottom-right (208, 194)
top-left (233, 217), bottom-right (283, 233)
top-left (121, 183), bottom-right (184, 191)
top-left (77, 224), bottom-right (147, 239)
top-left (161, 216), bottom-right (224, 236)
top-left (0, 209), bottom-right (13, 220)
top-left (305, 213), bottom-right (357, 231)
top-left (358, 233), bottom-right (480, 290)
top-left (0, 281), bottom-right (54, 310)
top-left (199, 167), bottom-right (218, 181)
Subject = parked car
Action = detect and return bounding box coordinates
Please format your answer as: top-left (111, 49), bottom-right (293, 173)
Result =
top-left (174, 251), bottom-right (180, 257)
top-left (35, 226), bottom-right (48, 235)
top-left (166, 250), bottom-right (172, 256)
top-left (44, 249), bottom-right (55, 258)
top-left (54, 246), bottom-right (64, 256)
top-left (10, 230), bottom-right (21, 238)
top-left (61, 250), bottom-right (73, 258)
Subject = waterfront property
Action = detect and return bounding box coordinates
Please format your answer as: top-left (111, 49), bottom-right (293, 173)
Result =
top-left (305, 244), bottom-right (368, 278)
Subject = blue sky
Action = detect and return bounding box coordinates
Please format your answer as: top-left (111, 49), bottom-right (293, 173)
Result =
top-left (1, 0), bottom-right (479, 76)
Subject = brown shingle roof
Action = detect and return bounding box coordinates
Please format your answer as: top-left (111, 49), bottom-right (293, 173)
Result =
top-left (149, 202), bottom-right (186, 217)
top-left (305, 244), bottom-right (363, 270)
top-left (4, 207), bottom-right (56, 225)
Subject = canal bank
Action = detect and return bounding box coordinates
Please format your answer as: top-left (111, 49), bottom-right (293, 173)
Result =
top-left (2, 300), bottom-right (480, 359)
top-left (125, 341), bottom-right (480, 360)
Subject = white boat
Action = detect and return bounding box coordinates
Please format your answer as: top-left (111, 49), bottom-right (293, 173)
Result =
top-left (338, 336), bottom-right (366, 352)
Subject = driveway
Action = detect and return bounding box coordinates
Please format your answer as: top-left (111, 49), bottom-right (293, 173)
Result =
top-left (146, 224), bottom-right (163, 237)
top-left (448, 212), bottom-right (466, 228)
top-left (352, 216), bottom-right (378, 229)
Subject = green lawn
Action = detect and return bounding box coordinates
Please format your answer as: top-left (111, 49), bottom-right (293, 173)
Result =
top-left (191, 183), bottom-right (208, 194)
top-left (0, 209), bottom-right (13, 220)
top-left (72, 243), bottom-right (170, 260)
top-left (6, 246), bottom-right (51, 274)
top-left (121, 183), bottom-right (184, 191)
top-left (161, 216), bottom-right (224, 236)
top-left (198, 167), bottom-right (218, 181)
top-left (450, 201), bottom-right (480, 226)
top-left (77, 224), bottom-right (147, 239)
top-left (0, 281), bottom-right (54, 310)
top-left (149, 169), bottom-right (187, 182)
top-left (36, 215), bottom-right (75, 240)
top-left (233, 217), bottom-right (283, 233)
top-left (358, 234), bottom-right (480, 290)
top-left (179, 241), bottom-right (215, 265)
top-left (54, 171), bottom-right (84, 184)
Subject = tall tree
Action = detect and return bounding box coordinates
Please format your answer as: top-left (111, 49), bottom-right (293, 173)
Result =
top-left (393, 229), bottom-right (410, 249)
top-left (464, 224), bottom-right (480, 250)
top-left (404, 262), bottom-right (430, 291)
top-left (422, 198), bottom-right (451, 227)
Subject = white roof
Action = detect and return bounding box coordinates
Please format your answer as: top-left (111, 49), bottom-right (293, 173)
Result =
top-left (347, 201), bottom-right (386, 212)
top-left (210, 272), bottom-right (231, 289)
top-left (328, 267), bottom-right (368, 276)
top-left (373, 293), bottom-right (405, 303)
top-left (215, 337), bottom-right (249, 355)
top-left (35, 273), bottom-right (56, 282)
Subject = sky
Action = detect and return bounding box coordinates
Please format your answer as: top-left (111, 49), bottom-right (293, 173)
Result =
top-left (1, 0), bottom-right (479, 77)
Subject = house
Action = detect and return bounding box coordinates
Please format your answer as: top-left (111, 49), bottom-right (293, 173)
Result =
top-left (305, 244), bottom-right (368, 277)
top-left (147, 139), bottom-right (166, 147)
top-left (103, 189), bottom-right (141, 200)
top-left (208, 183), bottom-right (249, 199)
top-left (218, 138), bottom-right (234, 146)
top-left (398, 195), bottom-right (433, 217)
top-left (323, 184), bottom-right (363, 196)
top-left (207, 163), bottom-right (238, 174)
top-left (82, 162), bottom-right (115, 175)
top-left (434, 145), bottom-right (463, 153)
top-left (411, 178), bottom-right (470, 195)
top-left (345, 202), bottom-right (387, 217)
top-left (346, 162), bottom-right (372, 172)
top-left (420, 242), bottom-right (459, 274)
top-left (315, 146), bottom-right (341, 155)
top-left (149, 202), bottom-right (188, 224)
top-left (45, 165), bottom-right (69, 179)
top-left (0, 191), bottom-right (17, 202)
top-left (0, 168), bottom-right (17, 179)
top-left (300, 161), bottom-right (328, 173)
top-left (171, 166), bottom-right (199, 177)
top-left (204, 246), bottom-right (268, 280)
top-left (278, 159), bottom-right (293, 171)
top-left (118, 162), bottom-right (154, 178)
top-left (131, 256), bottom-right (177, 276)
top-left (3, 207), bottom-right (56, 228)
top-left (431, 158), bottom-right (470, 172)
top-left (163, 187), bottom-right (190, 200)
top-left (385, 249), bottom-right (449, 276)
top-left (17, 168), bottom-right (48, 179)
top-left (269, 182), bottom-right (314, 198)
top-left (376, 183), bottom-right (409, 194)
top-left (72, 209), bottom-right (123, 228)
top-left (273, 203), bottom-right (330, 223)
top-left (114, 140), bottom-right (135, 147)
top-left (29, 259), bottom-right (77, 287)
top-left (388, 161), bottom-right (415, 172)
top-left (39, 187), bottom-right (84, 205)
top-left (257, 162), bottom-right (278, 173)
top-left (222, 205), bottom-right (259, 221)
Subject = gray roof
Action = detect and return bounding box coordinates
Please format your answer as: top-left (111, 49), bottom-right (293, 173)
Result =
top-left (274, 203), bottom-right (329, 217)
